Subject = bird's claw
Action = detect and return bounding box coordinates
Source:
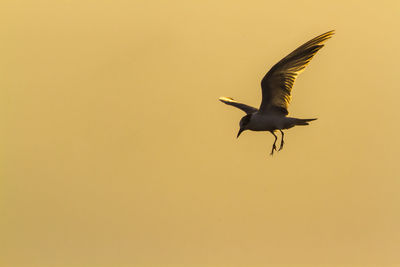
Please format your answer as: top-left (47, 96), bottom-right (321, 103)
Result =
top-left (278, 141), bottom-right (284, 151)
top-left (270, 145), bottom-right (277, 156)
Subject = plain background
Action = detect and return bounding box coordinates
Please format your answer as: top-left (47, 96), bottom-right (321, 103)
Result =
top-left (1, 0), bottom-right (400, 266)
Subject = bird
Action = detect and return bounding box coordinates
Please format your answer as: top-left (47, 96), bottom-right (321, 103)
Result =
top-left (219, 30), bottom-right (334, 155)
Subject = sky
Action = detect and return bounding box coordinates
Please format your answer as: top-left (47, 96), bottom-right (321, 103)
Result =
top-left (1, 1), bottom-right (400, 266)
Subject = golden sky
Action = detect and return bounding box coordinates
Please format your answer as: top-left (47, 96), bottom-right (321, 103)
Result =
top-left (1, 1), bottom-right (400, 266)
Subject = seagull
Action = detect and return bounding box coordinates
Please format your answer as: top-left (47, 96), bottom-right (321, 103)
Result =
top-left (219, 30), bottom-right (334, 155)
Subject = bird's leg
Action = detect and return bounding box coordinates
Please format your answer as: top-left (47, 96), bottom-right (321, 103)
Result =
top-left (278, 130), bottom-right (285, 151)
top-left (269, 131), bottom-right (278, 156)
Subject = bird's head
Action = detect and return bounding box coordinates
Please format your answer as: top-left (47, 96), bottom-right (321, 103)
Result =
top-left (237, 114), bottom-right (252, 138)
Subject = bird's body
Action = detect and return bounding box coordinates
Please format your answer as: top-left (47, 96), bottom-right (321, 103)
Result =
top-left (219, 30), bottom-right (334, 155)
top-left (245, 112), bottom-right (314, 132)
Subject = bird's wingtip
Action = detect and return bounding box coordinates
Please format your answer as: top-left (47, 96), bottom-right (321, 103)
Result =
top-left (324, 30), bottom-right (335, 36)
top-left (219, 96), bottom-right (235, 103)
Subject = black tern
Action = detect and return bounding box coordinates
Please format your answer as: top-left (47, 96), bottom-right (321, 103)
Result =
top-left (219, 30), bottom-right (334, 155)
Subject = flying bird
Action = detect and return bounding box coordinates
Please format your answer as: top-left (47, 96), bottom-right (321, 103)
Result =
top-left (219, 30), bottom-right (334, 155)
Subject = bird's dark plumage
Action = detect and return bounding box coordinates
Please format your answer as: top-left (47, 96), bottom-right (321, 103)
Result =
top-left (259, 30), bottom-right (335, 115)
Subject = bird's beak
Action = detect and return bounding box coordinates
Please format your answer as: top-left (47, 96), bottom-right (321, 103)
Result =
top-left (237, 128), bottom-right (244, 138)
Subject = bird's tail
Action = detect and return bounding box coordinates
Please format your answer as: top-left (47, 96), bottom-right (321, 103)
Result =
top-left (294, 118), bottom-right (317, 126)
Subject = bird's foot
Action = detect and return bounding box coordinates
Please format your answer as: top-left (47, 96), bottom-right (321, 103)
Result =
top-left (270, 144), bottom-right (277, 156)
top-left (278, 140), bottom-right (285, 151)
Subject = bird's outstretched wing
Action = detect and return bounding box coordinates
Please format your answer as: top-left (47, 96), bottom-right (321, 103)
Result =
top-left (259, 30), bottom-right (334, 115)
top-left (219, 97), bottom-right (258, 114)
